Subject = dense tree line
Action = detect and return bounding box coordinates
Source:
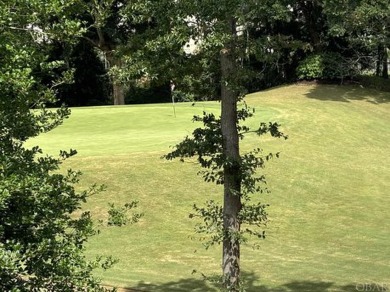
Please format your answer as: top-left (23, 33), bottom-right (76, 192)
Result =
top-left (48, 0), bottom-right (389, 106)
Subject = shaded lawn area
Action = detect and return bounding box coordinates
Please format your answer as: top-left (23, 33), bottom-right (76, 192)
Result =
top-left (28, 84), bottom-right (390, 291)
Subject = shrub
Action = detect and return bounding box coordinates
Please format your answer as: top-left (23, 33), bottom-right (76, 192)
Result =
top-left (107, 202), bottom-right (143, 227)
top-left (172, 90), bottom-right (195, 102)
top-left (297, 52), bottom-right (358, 81)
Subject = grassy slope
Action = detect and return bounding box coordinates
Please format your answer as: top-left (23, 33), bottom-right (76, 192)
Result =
top-left (28, 84), bottom-right (390, 291)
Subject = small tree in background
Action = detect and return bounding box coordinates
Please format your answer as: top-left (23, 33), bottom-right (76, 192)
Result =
top-left (166, 108), bottom-right (287, 290)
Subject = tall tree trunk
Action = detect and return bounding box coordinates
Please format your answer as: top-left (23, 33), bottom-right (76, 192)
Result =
top-left (376, 44), bottom-right (383, 77)
top-left (84, 24), bottom-right (126, 105)
top-left (220, 17), bottom-right (241, 291)
top-left (112, 82), bottom-right (125, 105)
top-left (299, 0), bottom-right (323, 53)
top-left (382, 47), bottom-right (388, 79)
top-left (106, 51), bottom-right (126, 105)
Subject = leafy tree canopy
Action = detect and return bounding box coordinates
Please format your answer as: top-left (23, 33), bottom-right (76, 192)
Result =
top-left (0, 0), bottom-right (115, 290)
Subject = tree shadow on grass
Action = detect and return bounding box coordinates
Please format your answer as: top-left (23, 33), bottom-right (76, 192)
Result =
top-left (303, 84), bottom-right (390, 104)
top-left (123, 271), bottom-right (359, 292)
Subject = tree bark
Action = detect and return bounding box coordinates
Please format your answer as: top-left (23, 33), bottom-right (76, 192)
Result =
top-left (382, 47), bottom-right (388, 79)
top-left (112, 82), bottom-right (125, 105)
top-left (376, 44), bottom-right (383, 77)
top-left (220, 17), bottom-right (242, 290)
top-left (82, 31), bottom-right (125, 105)
top-left (106, 51), bottom-right (126, 105)
top-left (298, 0), bottom-right (323, 53)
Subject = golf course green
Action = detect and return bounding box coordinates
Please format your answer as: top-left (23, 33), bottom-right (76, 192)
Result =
top-left (28, 84), bottom-right (390, 291)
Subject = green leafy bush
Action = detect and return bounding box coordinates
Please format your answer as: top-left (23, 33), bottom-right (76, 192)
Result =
top-left (172, 90), bottom-right (195, 102)
top-left (107, 202), bottom-right (143, 227)
top-left (296, 54), bottom-right (325, 80)
top-left (297, 52), bottom-right (358, 80)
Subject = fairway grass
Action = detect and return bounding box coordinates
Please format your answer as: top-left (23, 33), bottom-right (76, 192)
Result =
top-left (28, 84), bottom-right (390, 291)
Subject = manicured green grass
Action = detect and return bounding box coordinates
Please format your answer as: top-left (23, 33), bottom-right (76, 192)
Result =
top-left (28, 84), bottom-right (390, 291)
